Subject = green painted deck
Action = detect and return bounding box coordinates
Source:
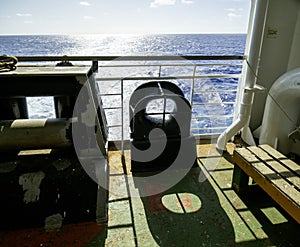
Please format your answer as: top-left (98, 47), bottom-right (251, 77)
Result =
top-left (0, 143), bottom-right (299, 246)
top-left (103, 143), bottom-right (299, 246)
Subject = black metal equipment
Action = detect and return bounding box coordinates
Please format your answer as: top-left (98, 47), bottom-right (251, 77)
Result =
top-left (129, 81), bottom-right (197, 173)
top-left (0, 66), bottom-right (108, 229)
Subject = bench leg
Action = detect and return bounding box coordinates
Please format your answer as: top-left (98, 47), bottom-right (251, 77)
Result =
top-left (232, 164), bottom-right (249, 194)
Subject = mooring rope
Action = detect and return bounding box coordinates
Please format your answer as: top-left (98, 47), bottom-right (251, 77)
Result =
top-left (0, 55), bottom-right (18, 72)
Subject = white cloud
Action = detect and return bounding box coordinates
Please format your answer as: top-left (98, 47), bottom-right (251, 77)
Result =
top-left (226, 8), bottom-right (236, 12)
top-left (227, 12), bottom-right (242, 18)
top-left (226, 7), bottom-right (243, 20)
top-left (181, 0), bottom-right (194, 4)
top-left (0, 15), bottom-right (11, 18)
top-left (150, 0), bottom-right (176, 8)
top-left (80, 1), bottom-right (91, 6)
top-left (226, 8), bottom-right (243, 11)
top-left (83, 16), bottom-right (94, 19)
top-left (16, 13), bottom-right (32, 17)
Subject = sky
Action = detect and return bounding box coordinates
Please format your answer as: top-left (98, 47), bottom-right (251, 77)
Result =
top-left (0, 0), bottom-right (251, 35)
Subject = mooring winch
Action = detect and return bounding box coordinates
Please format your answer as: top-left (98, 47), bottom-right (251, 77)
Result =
top-left (129, 81), bottom-right (197, 173)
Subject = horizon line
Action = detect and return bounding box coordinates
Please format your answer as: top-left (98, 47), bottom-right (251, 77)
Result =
top-left (0, 32), bottom-right (247, 36)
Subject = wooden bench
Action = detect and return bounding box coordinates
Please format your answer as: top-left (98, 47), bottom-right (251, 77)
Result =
top-left (232, 144), bottom-right (300, 224)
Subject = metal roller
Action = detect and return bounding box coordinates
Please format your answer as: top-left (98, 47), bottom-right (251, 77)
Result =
top-left (0, 118), bottom-right (73, 151)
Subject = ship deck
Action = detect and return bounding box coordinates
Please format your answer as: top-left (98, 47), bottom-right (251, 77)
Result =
top-left (0, 142), bottom-right (299, 247)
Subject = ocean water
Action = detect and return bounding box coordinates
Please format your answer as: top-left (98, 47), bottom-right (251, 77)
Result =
top-left (0, 34), bottom-right (247, 138)
top-left (0, 34), bottom-right (246, 56)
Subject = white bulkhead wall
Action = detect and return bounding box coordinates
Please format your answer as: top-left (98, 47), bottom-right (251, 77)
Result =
top-left (288, 6), bottom-right (300, 70)
top-left (249, 0), bottom-right (300, 130)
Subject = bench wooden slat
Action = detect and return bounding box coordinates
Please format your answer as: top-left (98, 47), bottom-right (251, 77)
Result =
top-left (259, 144), bottom-right (300, 177)
top-left (233, 146), bottom-right (300, 224)
top-left (248, 146), bottom-right (300, 190)
top-left (235, 147), bottom-right (300, 205)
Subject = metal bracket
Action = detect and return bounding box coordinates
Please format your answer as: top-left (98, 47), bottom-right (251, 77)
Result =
top-left (56, 55), bottom-right (73, 66)
top-left (244, 84), bottom-right (265, 93)
top-left (288, 127), bottom-right (300, 143)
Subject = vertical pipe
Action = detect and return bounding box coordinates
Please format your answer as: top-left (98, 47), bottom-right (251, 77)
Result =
top-left (92, 60), bottom-right (98, 73)
top-left (0, 98), bottom-right (28, 120)
top-left (121, 79), bottom-right (124, 157)
top-left (216, 0), bottom-right (269, 151)
top-left (244, 0), bottom-right (269, 89)
top-left (158, 65), bottom-right (162, 77)
top-left (240, 0), bottom-right (269, 143)
top-left (14, 98), bottom-right (29, 119)
top-left (190, 64), bottom-right (197, 108)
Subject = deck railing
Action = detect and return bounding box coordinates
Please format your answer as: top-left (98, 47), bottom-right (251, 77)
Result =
top-left (17, 55), bottom-right (245, 141)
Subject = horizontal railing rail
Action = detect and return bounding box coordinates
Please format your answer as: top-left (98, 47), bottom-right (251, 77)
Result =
top-left (16, 55), bottom-right (245, 141)
top-left (16, 55), bottom-right (246, 61)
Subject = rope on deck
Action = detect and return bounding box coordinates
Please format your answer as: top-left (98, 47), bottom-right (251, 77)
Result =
top-left (0, 55), bottom-right (18, 72)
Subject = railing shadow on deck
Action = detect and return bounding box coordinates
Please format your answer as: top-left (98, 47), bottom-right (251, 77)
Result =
top-left (133, 167), bottom-right (237, 246)
top-left (104, 145), bottom-right (300, 247)
top-left (201, 151), bottom-right (300, 247)
top-left (104, 146), bottom-right (281, 246)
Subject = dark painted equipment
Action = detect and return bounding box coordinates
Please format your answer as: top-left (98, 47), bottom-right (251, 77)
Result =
top-left (0, 65), bottom-right (108, 229)
top-left (129, 81), bottom-right (196, 173)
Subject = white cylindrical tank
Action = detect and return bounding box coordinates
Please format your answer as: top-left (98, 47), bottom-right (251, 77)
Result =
top-left (259, 67), bottom-right (300, 155)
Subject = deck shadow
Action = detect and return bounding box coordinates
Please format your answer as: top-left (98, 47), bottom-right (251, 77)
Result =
top-left (0, 148), bottom-right (99, 230)
top-left (133, 167), bottom-right (237, 246)
top-left (238, 186), bottom-right (300, 247)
